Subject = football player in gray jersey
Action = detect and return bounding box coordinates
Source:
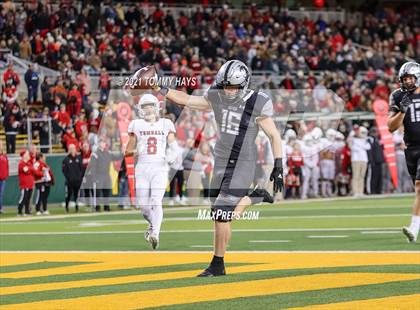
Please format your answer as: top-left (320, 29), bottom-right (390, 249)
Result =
top-left (155, 60), bottom-right (283, 276)
top-left (388, 61), bottom-right (420, 243)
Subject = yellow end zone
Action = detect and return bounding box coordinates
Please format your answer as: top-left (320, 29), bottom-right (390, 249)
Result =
top-left (1, 252), bottom-right (419, 310)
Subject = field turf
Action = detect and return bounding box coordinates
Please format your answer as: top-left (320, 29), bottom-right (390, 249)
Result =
top-left (0, 195), bottom-right (419, 309)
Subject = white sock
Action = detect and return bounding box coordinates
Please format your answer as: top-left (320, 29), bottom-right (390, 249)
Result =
top-left (409, 215), bottom-right (420, 233)
top-left (150, 203), bottom-right (163, 237)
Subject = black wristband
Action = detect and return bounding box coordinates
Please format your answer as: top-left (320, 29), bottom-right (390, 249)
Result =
top-left (274, 158), bottom-right (283, 169)
top-left (159, 86), bottom-right (169, 96)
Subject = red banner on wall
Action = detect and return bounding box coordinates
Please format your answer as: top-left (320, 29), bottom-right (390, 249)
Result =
top-left (372, 99), bottom-right (398, 188)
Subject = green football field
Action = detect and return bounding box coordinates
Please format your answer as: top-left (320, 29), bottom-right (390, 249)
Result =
top-left (1, 195), bottom-right (419, 309)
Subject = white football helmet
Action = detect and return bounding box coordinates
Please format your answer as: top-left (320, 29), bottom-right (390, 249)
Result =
top-left (138, 94), bottom-right (160, 119)
top-left (215, 60), bottom-right (250, 101)
top-left (359, 126), bottom-right (368, 138)
top-left (311, 127), bottom-right (323, 142)
top-left (284, 129), bottom-right (297, 142)
top-left (326, 128), bottom-right (337, 141)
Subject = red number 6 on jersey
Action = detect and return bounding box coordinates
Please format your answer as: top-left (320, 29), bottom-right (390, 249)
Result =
top-left (147, 137), bottom-right (157, 155)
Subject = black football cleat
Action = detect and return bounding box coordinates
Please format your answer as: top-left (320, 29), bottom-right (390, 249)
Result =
top-left (249, 187), bottom-right (274, 204)
top-left (197, 267), bottom-right (226, 277)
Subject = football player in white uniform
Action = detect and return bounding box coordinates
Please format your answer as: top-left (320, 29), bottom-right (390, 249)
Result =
top-left (125, 94), bottom-right (179, 249)
top-left (300, 131), bottom-right (320, 199)
top-left (320, 128), bottom-right (338, 197)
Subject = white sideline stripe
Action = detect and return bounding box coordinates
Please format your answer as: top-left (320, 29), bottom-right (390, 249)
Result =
top-left (0, 228), bottom-right (401, 236)
top-left (307, 235), bottom-right (349, 238)
top-left (1, 250), bottom-right (418, 254)
top-left (0, 213), bottom-right (410, 225)
top-left (249, 240), bottom-right (291, 243)
top-left (0, 193), bottom-right (414, 223)
top-left (361, 231), bottom-right (402, 234)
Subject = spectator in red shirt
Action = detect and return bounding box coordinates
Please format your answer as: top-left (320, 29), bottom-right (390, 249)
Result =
top-left (89, 108), bottom-right (101, 132)
top-left (62, 128), bottom-right (79, 152)
top-left (2, 80), bottom-right (18, 105)
top-left (178, 11), bottom-right (189, 29)
top-left (74, 113), bottom-right (88, 138)
top-left (81, 142), bottom-right (91, 172)
top-left (337, 142), bottom-right (352, 196)
top-left (286, 143), bottom-right (304, 199)
top-left (2, 63), bottom-right (20, 87)
top-left (18, 149), bottom-right (42, 216)
top-left (53, 104), bottom-right (71, 131)
top-left (0, 141), bottom-right (9, 213)
top-left (279, 72), bottom-right (296, 90)
top-left (67, 84), bottom-right (82, 116)
top-left (33, 153), bottom-right (54, 215)
top-left (373, 79), bottom-right (390, 100)
top-left (99, 67), bottom-right (111, 105)
top-left (152, 6), bottom-right (164, 23)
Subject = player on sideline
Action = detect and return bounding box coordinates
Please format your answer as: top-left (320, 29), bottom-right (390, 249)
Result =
top-left (387, 61), bottom-right (420, 243)
top-left (125, 94), bottom-right (178, 249)
top-left (152, 60), bottom-right (283, 276)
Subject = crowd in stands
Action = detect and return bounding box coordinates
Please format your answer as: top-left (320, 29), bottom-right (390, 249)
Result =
top-left (0, 2), bottom-right (418, 212)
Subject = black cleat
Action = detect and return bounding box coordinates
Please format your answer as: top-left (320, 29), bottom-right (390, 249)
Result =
top-left (402, 227), bottom-right (416, 243)
top-left (197, 267), bottom-right (226, 277)
top-left (249, 187), bottom-right (274, 204)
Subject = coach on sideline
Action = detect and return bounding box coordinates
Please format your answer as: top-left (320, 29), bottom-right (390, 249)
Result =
top-left (62, 144), bottom-right (83, 213)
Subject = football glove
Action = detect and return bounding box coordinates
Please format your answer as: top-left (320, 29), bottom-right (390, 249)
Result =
top-left (400, 94), bottom-right (412, 113)
top-left (270, 158), bottom-right (284, 193)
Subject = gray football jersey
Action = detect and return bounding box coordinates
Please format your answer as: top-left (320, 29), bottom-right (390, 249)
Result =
top-left (389, 88), bottom-right (420, 147)
top-left (205, 86), bottom-right (273, 161)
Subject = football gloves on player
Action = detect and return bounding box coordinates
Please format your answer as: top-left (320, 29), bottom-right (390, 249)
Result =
top-left (400, 94), bottom-right (412, 113)
top-left (270, 158), bottom-right (284, 193)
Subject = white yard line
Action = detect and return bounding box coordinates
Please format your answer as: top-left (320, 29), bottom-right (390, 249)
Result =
top-left (0, 228), bottom-right (401, 236)
top-left (249, 240), bottom-right (291, 243)
top-left (360, 231), bottom-right (402, 234)
top-left (0, 213), bottom-right (410, 225)
top-left (307, 235), bottom-right (349, 238)
top-left (0, 193), bottom-right (414, 222)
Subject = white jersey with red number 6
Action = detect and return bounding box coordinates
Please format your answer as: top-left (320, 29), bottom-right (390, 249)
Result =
top-left (128, 118), bottom-right (175, 165)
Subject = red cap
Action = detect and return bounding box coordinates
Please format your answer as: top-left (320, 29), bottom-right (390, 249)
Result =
top-left (20, 149), bottom-right (27, 157)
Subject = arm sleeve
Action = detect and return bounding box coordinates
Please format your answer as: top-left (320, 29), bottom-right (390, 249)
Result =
top-left (165, 119), bottom-right (176, 134)
top-left (50, 167), bottom-right (55, 184)
top-left (62, 159), bottom-right (68, 179)
top-left (203, 85), bottom-right (214, 109)
top-left (260, 99), bottom-right (274, 117)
